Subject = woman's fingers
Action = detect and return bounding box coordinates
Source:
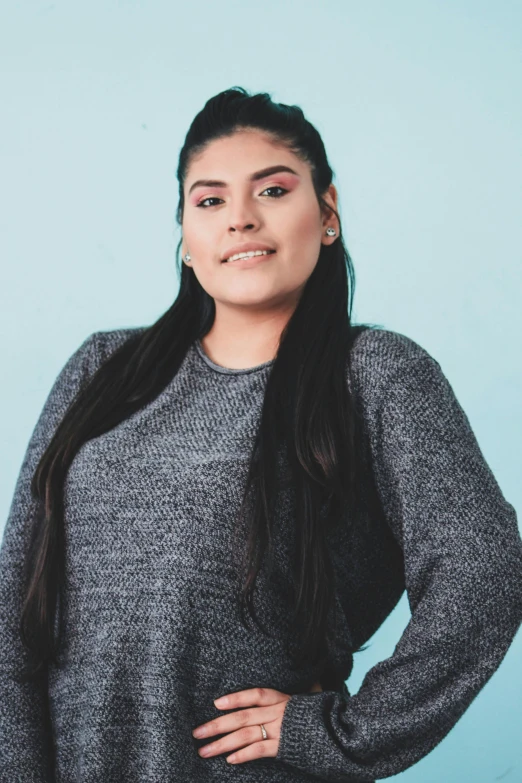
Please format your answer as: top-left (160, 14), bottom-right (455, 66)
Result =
top-left (198, 724), bottom-right (271, 758)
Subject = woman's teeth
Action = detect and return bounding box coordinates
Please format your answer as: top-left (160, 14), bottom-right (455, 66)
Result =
top-left (224, 250), bottom-right (274, 263)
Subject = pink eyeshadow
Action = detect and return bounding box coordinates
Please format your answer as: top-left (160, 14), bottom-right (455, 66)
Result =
top-left (189, 174), bottom-right (299, 205)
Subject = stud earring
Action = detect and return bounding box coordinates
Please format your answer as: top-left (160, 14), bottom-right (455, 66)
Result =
top-left (325, 227), bottom-right (336, 237)
top-left (184, 253), bottom-right (191, 262)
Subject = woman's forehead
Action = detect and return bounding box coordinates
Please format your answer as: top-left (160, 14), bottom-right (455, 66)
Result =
top-left (186, 130), bottom-right (300, 175)
top-left (184, 143), bottom-right (310, 201)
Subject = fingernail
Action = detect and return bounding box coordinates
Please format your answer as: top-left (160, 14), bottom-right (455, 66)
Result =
top-left (214, 696), bottom-right (229, 707)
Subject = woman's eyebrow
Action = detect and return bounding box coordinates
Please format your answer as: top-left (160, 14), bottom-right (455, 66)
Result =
top-left (187, 165), bottom-right (300, 196)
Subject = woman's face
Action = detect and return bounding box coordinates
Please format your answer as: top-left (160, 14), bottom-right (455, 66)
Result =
top-left (181, 128), bottom-right (338, 310)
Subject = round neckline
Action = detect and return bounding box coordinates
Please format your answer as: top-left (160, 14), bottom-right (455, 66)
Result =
top-left (194, 338), bottom-right (275, 375)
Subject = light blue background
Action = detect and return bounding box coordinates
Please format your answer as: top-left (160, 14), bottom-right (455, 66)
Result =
top-left (1, 2), bottom-right (520, 780)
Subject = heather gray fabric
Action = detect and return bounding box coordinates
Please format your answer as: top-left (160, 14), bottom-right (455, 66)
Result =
top-left (1, 326), bottom-right (521, 782)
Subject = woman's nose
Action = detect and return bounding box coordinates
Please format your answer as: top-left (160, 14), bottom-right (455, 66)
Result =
top-left (229, 218), bottom-right (257, 232)
top-left (227, 204), bottom-right (259, 233)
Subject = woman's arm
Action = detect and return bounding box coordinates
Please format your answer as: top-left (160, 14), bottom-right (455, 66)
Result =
top-left (275, 353), bottom-right (522, 781)
top-left (0, 332), bottom-right (100, 780)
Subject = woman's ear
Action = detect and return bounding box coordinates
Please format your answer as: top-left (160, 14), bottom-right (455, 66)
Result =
top-left (321, 184), bottom-right (340, 239)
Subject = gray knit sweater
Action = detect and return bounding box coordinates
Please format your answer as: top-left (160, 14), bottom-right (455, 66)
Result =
top-left (1, 326), bottom-right (521, 782)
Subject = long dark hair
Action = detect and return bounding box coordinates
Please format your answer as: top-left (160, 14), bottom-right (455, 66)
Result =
top-left (20, 86), bottom-right (376, 687)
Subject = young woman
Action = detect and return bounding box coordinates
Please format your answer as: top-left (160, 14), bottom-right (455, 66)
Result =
top-left (1, 86), bottom-right (521, 782)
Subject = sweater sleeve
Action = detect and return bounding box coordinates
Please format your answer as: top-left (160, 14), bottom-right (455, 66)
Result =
top-left (275, 354), bottom-right (522, 781)
top-left (0, 332), bottom-right (101, 781)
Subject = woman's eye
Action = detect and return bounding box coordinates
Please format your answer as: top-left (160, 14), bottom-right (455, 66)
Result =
top-left (196, 197), bottom-right (223, 208)
top-left (261, 186), bottom-right (288, 198)
top-left (196, 186), bottom-right (288, 208)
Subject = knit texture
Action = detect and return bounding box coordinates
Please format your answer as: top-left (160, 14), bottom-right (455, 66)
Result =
top-left (1, 326), bottom-right (521, 782)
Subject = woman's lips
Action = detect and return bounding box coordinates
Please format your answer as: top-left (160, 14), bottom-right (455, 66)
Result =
top-left (222, 251), bottom-right (276, 269)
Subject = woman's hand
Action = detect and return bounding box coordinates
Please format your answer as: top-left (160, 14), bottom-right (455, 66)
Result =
top-left (192, 681), bottom-right (323, 765)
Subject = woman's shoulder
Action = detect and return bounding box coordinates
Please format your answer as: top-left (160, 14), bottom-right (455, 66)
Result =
top-left (347, 325), bottom-right (440, 406)
top-left (351, 325), bottom-right (435, 366)
top-left (90, 325), bottom-right (148, 364)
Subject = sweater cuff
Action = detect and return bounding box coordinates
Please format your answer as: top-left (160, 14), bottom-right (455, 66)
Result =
top-left (275, 691), bottom-right (348, 778)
